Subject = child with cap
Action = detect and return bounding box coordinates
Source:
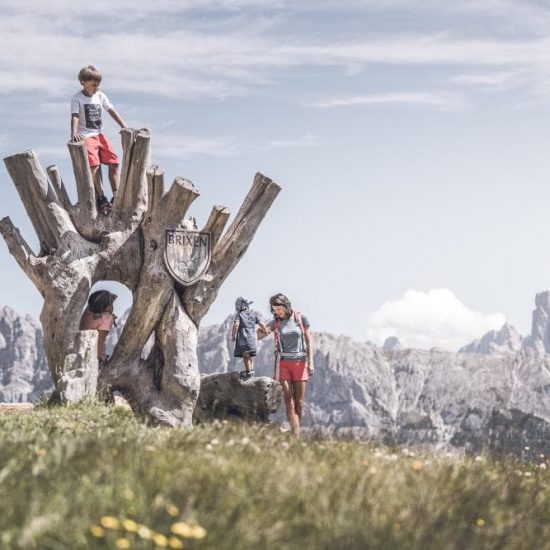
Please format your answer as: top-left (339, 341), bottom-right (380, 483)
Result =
top-left (231, 297), bottom-right (268, 379)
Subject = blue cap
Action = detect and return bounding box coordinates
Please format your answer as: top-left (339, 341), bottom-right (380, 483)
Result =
top-left (235, 297), bottom-right (253, 310)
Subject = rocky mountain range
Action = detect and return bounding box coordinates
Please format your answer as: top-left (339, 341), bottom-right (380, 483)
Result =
top-left (3, 293), bottom-right (550, 456)
top-left (0, 306), bottom-right (50, 403)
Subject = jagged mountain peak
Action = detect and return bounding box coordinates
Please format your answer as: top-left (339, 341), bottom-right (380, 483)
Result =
top-left (459, 322), bottom-right (523, 355)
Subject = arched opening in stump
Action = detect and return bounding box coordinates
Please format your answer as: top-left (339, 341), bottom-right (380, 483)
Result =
top-left (85, 280), bottom-right (133, 360)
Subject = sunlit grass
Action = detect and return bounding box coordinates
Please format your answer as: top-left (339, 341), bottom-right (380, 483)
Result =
top-left (1, 400), bottom-right (549, 549)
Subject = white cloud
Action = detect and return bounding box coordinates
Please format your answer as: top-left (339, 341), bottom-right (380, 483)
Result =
top-left (154, 134), bottom-right (241, 158)
top-left (366, 289), bottom-right (506, 351)
top-left (304, 92), bottom-right (469, 111)
top-left (450, 69), bottom-right (528, 92)
top-left (3, 3), bottom-right (550, 103)
top-left (267, 133), bottom-right (318, 148)
top-left (34, 145), bottom-right (69, 158)
top-left (153, 132), bottom-right (317, 158)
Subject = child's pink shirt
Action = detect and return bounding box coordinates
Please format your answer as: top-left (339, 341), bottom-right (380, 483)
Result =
top-left (79, 308), bottom-right (115, 331)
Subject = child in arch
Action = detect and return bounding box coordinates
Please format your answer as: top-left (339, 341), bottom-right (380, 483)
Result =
top-left (231, 297), bottom-right (268, 379)
top-left (79, 290), bottom-right (117, 361)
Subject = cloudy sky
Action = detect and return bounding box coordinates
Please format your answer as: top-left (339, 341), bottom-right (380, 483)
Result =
top-left (2, 0), bottom-right (550, 350)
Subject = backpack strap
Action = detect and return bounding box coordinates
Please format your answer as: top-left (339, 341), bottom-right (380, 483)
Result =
top-left (272, 317), bottom-right (282, 379)
top-left (272, 311), bottom-right (307, 355)
top-left (293, 311), bottom-right (307, 355)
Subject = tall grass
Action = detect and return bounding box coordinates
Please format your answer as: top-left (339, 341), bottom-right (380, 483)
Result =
top-left (1, 400), bottom-right (549, 549)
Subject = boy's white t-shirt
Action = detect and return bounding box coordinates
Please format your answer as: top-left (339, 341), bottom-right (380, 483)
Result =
top-left (70, 91), bottom-right (113, 137)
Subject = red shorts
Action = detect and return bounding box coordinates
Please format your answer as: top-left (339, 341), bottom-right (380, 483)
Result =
top-left (84, 134), bottom-right (119, 167)
top-left (279, 360), bottom-right (308, 383)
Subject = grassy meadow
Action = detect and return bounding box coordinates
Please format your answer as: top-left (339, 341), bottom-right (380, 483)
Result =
top-left (1, 400), bottom-right (549, 549)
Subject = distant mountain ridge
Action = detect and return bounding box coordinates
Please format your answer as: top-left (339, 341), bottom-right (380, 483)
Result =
top-left (459, 322), bottom-right (523, 354)
top-left (0, 305), bottom-right (50, 403)
top-left (3, 294), bottom-right (550, 456)
top-left (459, 291), bottom-right (550, 355)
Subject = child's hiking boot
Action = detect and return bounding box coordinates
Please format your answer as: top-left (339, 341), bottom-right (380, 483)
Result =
top-left (239, 369), bottom-right (254, 380)
top-left (97, 195), bottom-right (111, 216)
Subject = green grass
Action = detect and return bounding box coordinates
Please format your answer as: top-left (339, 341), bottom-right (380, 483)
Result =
top-left (1, 401), bottom-right (549, 550)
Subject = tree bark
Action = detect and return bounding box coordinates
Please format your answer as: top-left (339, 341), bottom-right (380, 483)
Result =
top-left (1, 130), bottom-right (281, 427)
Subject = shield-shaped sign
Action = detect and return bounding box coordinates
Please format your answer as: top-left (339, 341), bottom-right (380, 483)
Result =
top-left (164, 229), bottom-right (212, 286)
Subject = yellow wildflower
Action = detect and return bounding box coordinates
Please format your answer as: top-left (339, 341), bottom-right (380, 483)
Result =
top-left (188, 524), bottom-right (207, 540)
top-left (476, 518), bottom-right (486, 527)
top-left (411, 460), bottom-right (423, 471)
top-left (153, 533), bottom-right (168, 546)
top-left (171, 522), bottom-right (193, 537)
top-left (168, 536), bottom-right (184, 549)
top-left (115, 538), bottom-right (131, 549)
top-left (35, 448), bottom-right (47, 457)
top-left (137, 525), bottom-right (153, 539)
top-left (100, 516), bottom-right (120, 529)
top-left (90, 525), bottom-right (105, 538)
top-left (166, 504), bottom-right (180, 517)
top-left (122, 519), bottom-right (139, 532)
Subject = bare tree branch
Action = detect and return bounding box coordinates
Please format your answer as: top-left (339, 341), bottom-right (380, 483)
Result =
top-left (160, 177), bottom-right (200, 226)
top-left (46, 165), bottom-right (73, 212)
top-left (117, 128), bottom-right (139, 204)
top-left (182, 172), bottom-right (281, 321)
top-left (67, 140), bottom-right (97, 220)
top-left (203, 205), bottom-right (231, 250)
top-left (146, 166), bottom-right (165, 217)
top-left (4, 151), bottom-right (75, 253)
top-left (115, 128), bottom-right (150, 222)
top-left (0, 217), bottom-right (45, 294)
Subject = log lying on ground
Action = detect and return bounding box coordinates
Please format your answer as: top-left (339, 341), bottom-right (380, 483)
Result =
top-left (194, 372), bottom-right (282, 423)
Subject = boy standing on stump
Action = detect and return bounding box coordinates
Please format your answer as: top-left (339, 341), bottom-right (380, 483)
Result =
top-left (71, 65), bottom-right (128, 215)
top-left (232, 297), bottom-right (268, 379)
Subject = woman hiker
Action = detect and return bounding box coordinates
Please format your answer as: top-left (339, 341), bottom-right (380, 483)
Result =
top-left (261, 293), bottom-right (314, 437)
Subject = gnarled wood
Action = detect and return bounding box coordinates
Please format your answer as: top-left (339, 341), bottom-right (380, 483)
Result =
top-left (204, 205), bottom-right (231, 250)
top-left (67, 140), bottom-right (97, 220)
top-left (182, 172), bottom-right (281, 321)
top-left (114, 128), bottom-right (150, 222)
top-left (4, 151), bottom-right (74, 254)
top-left (2, 130), bottom-right (281, 427)
top-left (46, 165), bottom-right (73, 213)
top-left (0, 217), bottom-right (45, 294)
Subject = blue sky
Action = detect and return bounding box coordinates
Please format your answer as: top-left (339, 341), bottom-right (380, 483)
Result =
top-left (2, 0), bottom-right (550, 349)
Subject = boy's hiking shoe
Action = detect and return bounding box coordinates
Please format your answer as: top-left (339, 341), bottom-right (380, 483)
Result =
top-left (97, 195), bottom-right (111, 216)
top-left (239, 370), bottom-right (254, 380)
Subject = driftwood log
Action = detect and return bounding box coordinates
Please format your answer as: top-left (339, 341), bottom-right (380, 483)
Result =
top-left (1, 129), bottom-right (281, 427)
top-left (195, 373), bottom-right (282, 423)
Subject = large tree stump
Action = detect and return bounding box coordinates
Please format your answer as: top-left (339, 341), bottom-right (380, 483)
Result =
top-left (1, 130), bottom-right (281, 427)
